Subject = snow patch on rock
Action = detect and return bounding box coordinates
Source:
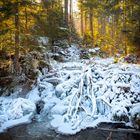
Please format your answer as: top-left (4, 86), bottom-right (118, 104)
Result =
top-left (0, 97), bottom-right (36, 132)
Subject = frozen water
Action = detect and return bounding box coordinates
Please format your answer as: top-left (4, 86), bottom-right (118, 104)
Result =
top-left (0, 45), bottom-right (140, 134)
top-left (0, 98), bottom-right (36, 132)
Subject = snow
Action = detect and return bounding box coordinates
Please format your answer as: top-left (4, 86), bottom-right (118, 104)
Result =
top-left (93, 57), bottom-right (114, 65)
top-left (0, 98), bottom-right (36, 133)
top-left (38, 37), bottom-right (49, 46)
top-left (49, 54), bottom-right (140, 134)
top-left (130, 103), bottom-right (140, 116)
top-left (88, 47), bottom-right (100, 53)
top-left (26, 87), bottom-right (40, 103)
top-left (51, 114), bottom-right (111, 135)
top-left (66, 44), bottom-right (80, 61)
top-left (59, 27), bottom-right (68, 31)
top-left (0, 45), bottom-right (140, 134)
top-left (0, 113), bottom-right (33, 133)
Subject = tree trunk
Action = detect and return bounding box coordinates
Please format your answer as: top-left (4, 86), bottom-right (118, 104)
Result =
top-left (123, 0), bottom-right (127, 55)
top-left (68, 0), bottom-right (73, 45)
top-left (111, 15), bottom-right (115, 39)
top-left (84, 11), bottom-right (88, 32)
top-left (14, 2), bottom-right (20, 74)
top-left (24, 7), bottom-right (28, 53)
top-left (98, 17), bottom-right (101, 34)
top-left (25, 7), bottom-right (28, 32)
top-left (101, 16), bottom-right (106, 35)
top-left (69, 0), bottom-right (73, 22)
top-left (89, 7), bottom-right (94, 47)
top-left (64, 0), bottom-right (68, 27)
top-left (80, 1), bottom-right (84, 37)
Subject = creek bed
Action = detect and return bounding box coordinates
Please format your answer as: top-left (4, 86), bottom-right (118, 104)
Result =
top-left (0, 122), bottom-right (140, 140)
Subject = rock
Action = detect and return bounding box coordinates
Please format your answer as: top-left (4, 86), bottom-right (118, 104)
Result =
top-left (119, 54), bottom-right (137, 63)
top-left (112, 107), bottom-right (129, 122)
top-left (36, 100), bottom-right (45, 114)
top-left (113, 113), bottom-right (129, 122)
top-left (44, 78), bottom-right (62, 86)
top-left (28, 70), bottom-right (39, 80)
top-left (0, 98), bottom-right (36, 120)
top-left (53, 40), bottom-right (69, 48)
top-left (130, 103), bottom-right (140, 129)
top-left (55, 84), bottom-right (64, 98)
top-left (80, 49), bottom-right (90, 59)
top-left (51, 104), bottom-right (67, 115)
top-left (51, 54), bottom-right (64, 62)
top-left (0, 76), bottom-right (13, 87)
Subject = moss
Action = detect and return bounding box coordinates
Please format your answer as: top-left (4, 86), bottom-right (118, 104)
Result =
top-left (28, 70), bottom-right (39, 80)
top-left (114, 58), bottom-right (118, 63)
top-left (52, 55), bottom-right (64, 62)
top-left (131, 114), bottom-right (140, 129)
top-left (113, 114), bottom-right (129, 122)
top-left (39, 60), bottom-right (49, 68)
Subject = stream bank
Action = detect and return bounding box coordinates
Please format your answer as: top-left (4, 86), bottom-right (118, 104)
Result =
top-left (0, 122), bottom-right (140, 140)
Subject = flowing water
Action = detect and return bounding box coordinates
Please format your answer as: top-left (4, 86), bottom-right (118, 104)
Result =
top-left (1, 47), bottom-right (140, 140)
top-left (0, 120), bottom-right (140, 140)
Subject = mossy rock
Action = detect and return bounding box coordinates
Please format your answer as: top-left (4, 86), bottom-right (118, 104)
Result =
top-left (80, 50), bottom-right (90, 59)
top-left (131, 115), bottom-right (140, 129)
top-left (114, 58), bottom-right (119, 63)
top-left (112, 107), bottom-right (129, 122)
top-left (52, 55), bottom-right (64, 62)
top-left (28, 70), bottom-right (39, 80)
top-left (0, 76), bottom-right (13, 87)
top-left (39, 60), bottom-right (49, 68)
top-left (113, 114), bottom-right (129, 122)
top-left (131, 104), bottom-right (140, 129)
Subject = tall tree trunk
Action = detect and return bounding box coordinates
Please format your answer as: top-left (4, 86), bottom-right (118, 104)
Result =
top-left (64, 0), bottom-right (68, 27)
top-left (80, 1), bottom-right (84, 37)
top-left (25, 7), bottom-right (28, 32)
top-left (89, 7), bottom-right (94, 47)
top-left (98, 17), bottom-right (101, 34)
top-left (69, 0), bottom-right (73, 22)
top-left (111, 15), bottom-right (115, 39)
top-left (24, 7), bottom-right (28, 53)
top-left (123, 0), bottom-right (127, 55)
top-left (14, 2), bottom-right (20, 74)
top-left (84, 11), bottom-right (87, 32)
top-left (69, 0), bottom-right (73, 45)
top-left (101, 16), bottom-right (106, 35)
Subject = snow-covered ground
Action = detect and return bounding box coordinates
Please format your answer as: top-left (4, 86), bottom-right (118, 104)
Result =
top-left (0, 45), bottom-right (140, 134)
top-left (0, 98), bottom-right (35, 132)
top-left (49, 58), bottom-right (140, 134)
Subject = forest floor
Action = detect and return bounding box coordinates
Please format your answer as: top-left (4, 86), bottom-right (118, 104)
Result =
top-left (0, 44), bottom-right (140, 136)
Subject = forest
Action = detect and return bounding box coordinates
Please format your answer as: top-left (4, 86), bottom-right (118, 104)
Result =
top-left (0, 0), bottom-right (140, 76)
top-left (0, 0), bottom-right (140, 139)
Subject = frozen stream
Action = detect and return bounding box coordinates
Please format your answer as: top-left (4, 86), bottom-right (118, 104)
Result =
top-left (0, 45), bottom-right (140, 138)
top-left (0, 121), bottom-right (140, 140)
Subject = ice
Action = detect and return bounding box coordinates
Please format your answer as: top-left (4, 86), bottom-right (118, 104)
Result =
top-left (93, 57), bottom-right (114, 65)
top-left (49, 54), bottom-right (140, 134)
top-left (66, 44), bottom-right (80, 61)
top-left (112, 106), bottom-right (128, 117)
top-left (51, 103), bottom-right (68, 115)
top-left (38, 37), bottom-right (49, 46)
top-left (130, 103), bottom-right (140, 116)
top-left (0, 98), bottom-right (36, 132)
top-left (89, 47), bottom-right (100, 53)
top-left (51, 114), bottom-right (111, 135)
top-left (26, 87), bottom-right (40, 103)
top-left (0, 113), bottom-right (33, 133)
top-left (0, 45), bottom-right (140, 134)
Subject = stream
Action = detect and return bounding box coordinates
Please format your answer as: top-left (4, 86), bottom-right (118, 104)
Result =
top-left (1, 46), bottom-right (140, 139)
top-left (0, 121), bottom-right (140, 140)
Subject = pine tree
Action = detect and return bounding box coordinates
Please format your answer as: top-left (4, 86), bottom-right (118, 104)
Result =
top-left (0, 0), bottom-right (40, 74)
